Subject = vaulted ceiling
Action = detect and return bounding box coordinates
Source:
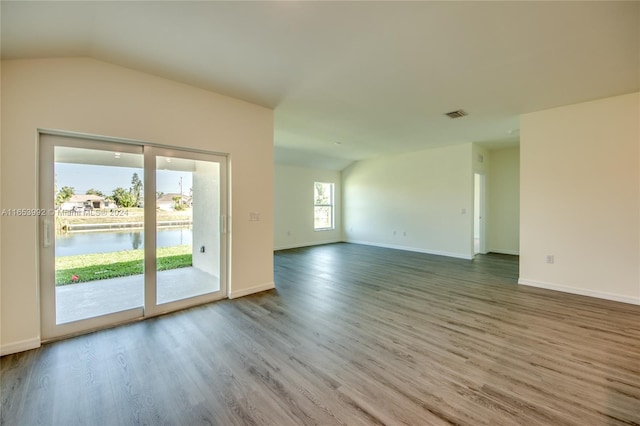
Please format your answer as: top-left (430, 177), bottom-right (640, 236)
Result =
top-left (2, 1), bottom-right (639, 169)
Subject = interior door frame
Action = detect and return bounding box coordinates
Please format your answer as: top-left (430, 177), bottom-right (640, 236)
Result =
top-left (38, 130), bottom-right (229, 341)
top-left (473, 172), bottom-right (487, 255)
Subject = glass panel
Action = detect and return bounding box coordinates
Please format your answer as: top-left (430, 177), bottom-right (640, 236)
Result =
top-left (53, 146), bottom-right (144, 324)
top-left (314, 182), bottom-right (332, 205)
top-left (314, 206), bottom-right (332, 229)
top-left (156, 155), bottom-right (220, 304)
top-left (314, 182), bottom-right (334, 229)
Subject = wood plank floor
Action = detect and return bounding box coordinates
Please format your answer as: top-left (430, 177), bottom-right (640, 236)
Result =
top-left (2, 243), bottom-right (639, 425)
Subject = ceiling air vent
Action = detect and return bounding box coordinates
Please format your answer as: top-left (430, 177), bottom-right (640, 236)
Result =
top-left (445, 109), bottom-right (468, 119)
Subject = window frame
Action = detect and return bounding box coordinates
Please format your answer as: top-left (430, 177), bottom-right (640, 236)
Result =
top-left (313, 181), bottom-right (335, 231)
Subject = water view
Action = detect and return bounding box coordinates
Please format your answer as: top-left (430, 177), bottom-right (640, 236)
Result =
top-left (56, 227), bottom-right (193, 256)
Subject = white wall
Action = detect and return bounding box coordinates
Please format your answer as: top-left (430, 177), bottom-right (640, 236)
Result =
top-left (274, 164), bottom-right (342, 250)
top-left (0, 58), bottom-right (274, 354)
top-left (488, 147), bottom-right (520, 255)
top-left (520, 92), bottom-right (639, 304)
top-left (0, 61), bottom-right (3, 350)
top-left (192, 161), bottom-right (220, 276)
top-left (343, 143), bottom-right (474, 259)
top-left (472, 144), bottom-right (490, 175)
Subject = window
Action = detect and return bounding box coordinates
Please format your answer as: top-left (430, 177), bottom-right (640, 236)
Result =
top-left (314, 182), bottom-right (334, 230)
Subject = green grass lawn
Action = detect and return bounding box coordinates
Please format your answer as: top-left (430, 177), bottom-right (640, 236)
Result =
top-left (56, 245), bottom-right (192, 286)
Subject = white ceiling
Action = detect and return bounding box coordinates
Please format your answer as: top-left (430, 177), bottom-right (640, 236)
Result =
top-left (2, 1), bottom-right (639, 170)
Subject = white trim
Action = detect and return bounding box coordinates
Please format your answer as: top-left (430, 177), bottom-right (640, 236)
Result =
top-left (345, 240), bottom-right (473, 260)
top-left (229, 282), bottom-right (275, 299)
top-left (1, 337), bottom-right (41, 356)
top-left (488, 248), bottom-right (520, 256)
top-left (518, 278), bottom-right (640, 305)
top-left (39, 128), bottom-right (229, 157)
top-left (274, 240), bottom-right (342, 251)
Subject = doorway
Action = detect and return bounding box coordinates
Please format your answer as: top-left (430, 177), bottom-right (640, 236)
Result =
top-left (39, 133), bottom-right (228, 340)
top-left (474, 173), bottom-right (486, 255)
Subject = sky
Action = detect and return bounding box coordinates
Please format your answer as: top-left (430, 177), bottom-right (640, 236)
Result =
top-left (55, 163), bottom-right (193, 196)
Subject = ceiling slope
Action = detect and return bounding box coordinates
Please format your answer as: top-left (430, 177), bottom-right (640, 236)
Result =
top-left (2, 1), bottom-right (639, 169)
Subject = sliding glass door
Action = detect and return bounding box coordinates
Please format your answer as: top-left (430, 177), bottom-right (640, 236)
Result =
top-left (145, 147), bottom-right (227, 316)
top-left (39, 134), bottom-right (227, 340)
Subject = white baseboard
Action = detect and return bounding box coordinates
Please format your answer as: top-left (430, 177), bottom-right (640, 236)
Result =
top-left (488, 248), bottom-right (519, 256)
top-left (1, 337), bottom-right (41, 356)
top-left (274, 240), bottom-right (342, 251)
top-left (229, 281), bottom-right (275, 299)
top-left (346, 240), bottom-right (473, 260)
top-left (518, 278), bottom-right (640, 305)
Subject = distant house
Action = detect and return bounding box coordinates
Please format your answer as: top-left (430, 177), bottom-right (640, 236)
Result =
top-left (156, 193), bottom-right (192, 211)
top-left (60, 194), bottom-right (114, 211)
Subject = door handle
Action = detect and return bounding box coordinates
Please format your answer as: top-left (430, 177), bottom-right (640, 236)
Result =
top-left (43, 218), bottom-right (52, 248)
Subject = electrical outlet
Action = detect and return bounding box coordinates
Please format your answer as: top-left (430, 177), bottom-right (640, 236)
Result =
top-left (546, 255), bottom-right (555, 264)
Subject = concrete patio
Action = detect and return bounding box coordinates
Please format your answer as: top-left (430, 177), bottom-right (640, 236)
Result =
top-left (55, 267), bottom-right (219, 324)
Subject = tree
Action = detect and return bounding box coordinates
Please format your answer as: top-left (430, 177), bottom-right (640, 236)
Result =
top-left (314, 182), bottom-right (330, 205)
top-left (86, 188), bottom-right (104, 197)
top-left (112, 187), bottom-right (137, 208)
top-left (131, 173), bottom-right (143, 206)
top-left (172, 195), bottom-right (185, 211)
top-left (55, 186), bottom-right (75, 206)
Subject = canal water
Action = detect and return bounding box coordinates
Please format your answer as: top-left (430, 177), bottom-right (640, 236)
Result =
top-left (56, 227), bottom-right (193, 257)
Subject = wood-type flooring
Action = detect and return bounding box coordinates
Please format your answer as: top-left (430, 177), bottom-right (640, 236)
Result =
top-left (2, 243), bottom-right (639, 425)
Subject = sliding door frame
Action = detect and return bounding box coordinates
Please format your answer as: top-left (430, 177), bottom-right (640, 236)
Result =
top-left (143, 145), bottom-right (229, 318)
top-left (38, 130), bottom-right (229, 341)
